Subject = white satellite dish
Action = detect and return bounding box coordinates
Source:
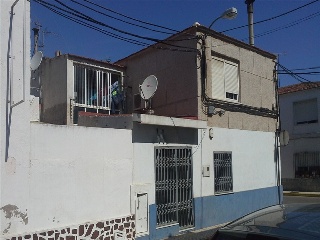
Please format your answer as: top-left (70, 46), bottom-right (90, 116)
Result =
top-left (30, 51), bottom-right (43, 71)
top-left (139, 75), bottom-right (158, 100)
top-left (138, 75), bottom-right (158, 114)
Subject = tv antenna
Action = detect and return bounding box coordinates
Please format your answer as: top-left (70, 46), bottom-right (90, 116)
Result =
top-left (139, 75), bottom-right (158, 114)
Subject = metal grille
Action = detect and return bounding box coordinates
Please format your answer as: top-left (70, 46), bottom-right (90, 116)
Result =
top-left (214, 152), bottom-right (233, 194)
top-left (73, 64), bottom-right (121, 113)
top-left (155, 147), bottom-right (194, 229)
top-left (295, 152), bottom-right (320, 178)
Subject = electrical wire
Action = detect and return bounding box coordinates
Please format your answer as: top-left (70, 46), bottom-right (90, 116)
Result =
top-left (69, 0), bottom-right (175, 35)
top-left (33, 0), bottom-right (199, 53)
top-left (278, 66), bottom-right (320, 71)
top-left (33, 0), bottom-right (150, 47)
top-left (221, 0), bottom-right (320, 33)
top-left (250, 11), bottom-right (320, 39)
top-left (82, 0), bottom-right (179, 33)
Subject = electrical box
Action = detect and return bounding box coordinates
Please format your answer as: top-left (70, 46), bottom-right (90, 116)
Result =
top-left (202, 165), bottom-right (210, 177)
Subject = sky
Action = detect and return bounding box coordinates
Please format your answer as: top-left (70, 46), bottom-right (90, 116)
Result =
top-left (30, 0), bottom-right (320, 87)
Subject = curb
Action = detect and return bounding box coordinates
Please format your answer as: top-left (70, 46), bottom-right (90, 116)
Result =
top-left (283, 191), bottom-right (320, 197)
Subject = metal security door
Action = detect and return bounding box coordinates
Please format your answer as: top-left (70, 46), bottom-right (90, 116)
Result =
top-left (155, 147), bottom-right (194, 229)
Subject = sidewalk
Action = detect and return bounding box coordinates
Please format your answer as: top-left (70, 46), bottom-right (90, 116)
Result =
top-left (283, 191), bottom-right (320, 197)
top-left (165, 224), bottom-right (224, 240)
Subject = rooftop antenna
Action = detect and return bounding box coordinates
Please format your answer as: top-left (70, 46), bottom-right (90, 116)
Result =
top-left (139, 75), bottom-right (158, 114)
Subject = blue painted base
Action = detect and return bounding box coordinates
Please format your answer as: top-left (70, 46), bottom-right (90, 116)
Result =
top-left (137, 186), bottom-right (283, 240)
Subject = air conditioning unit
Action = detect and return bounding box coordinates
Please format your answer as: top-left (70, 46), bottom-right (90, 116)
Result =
top-left (133, 93), bottom-right (145, 111)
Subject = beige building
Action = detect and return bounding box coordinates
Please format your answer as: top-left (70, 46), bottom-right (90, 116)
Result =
top-left (117, 25), bottom-right (278, 133)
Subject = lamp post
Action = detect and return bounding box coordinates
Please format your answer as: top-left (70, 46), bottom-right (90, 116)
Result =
top-left (202, 7), bottom-right (238, 117)
top-left (208, 7), bottom-right (238, 29)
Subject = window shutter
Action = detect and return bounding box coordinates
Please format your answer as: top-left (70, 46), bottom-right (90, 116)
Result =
top-left (294, 99), bottom-right (318, 124)
top-left (212, 58), bottom-right (225, 99)
top-left (225, 61), bottom-right (239, 98)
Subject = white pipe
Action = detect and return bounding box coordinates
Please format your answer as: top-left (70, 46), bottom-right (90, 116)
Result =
top-left (10, 0), bottom-right (26, 108)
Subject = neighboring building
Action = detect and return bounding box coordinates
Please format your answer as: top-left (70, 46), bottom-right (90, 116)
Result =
top-left (279, 82), bottom-right (320, 191)
top-left (1, 2), bottom-right (281, 239)
top-left (33, 53), bottom-right (125, 125)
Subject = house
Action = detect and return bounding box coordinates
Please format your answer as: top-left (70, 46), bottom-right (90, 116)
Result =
top-left (115, 25), bottom-right (281, 239)
top-left (1, 1), bottom-right (281, 238)
top-left (279, 82), bottom-right (320, 192)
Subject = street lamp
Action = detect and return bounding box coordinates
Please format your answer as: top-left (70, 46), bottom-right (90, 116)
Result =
top-left (208, 7), bottom-right (238, 29)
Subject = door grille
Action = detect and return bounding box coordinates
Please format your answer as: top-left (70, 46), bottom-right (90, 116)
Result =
top-left (155, 147), bottom-right (194, 229)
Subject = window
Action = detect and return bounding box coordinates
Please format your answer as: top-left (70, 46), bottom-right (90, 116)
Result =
top-left (73, 64), bottom-right (121, 111)
top-left (293, 99), bottom-right (318, 125)
top-left (214, 152), bottom-right (233, 194)
top-left (295, 152), bottom-right (320, 178)
top-left (212, 56), bottom-right (239, 102)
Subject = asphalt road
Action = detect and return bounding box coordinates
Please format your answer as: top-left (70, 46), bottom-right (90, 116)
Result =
top-left (283, 195), bottom-right (320, 204)
top-left (166, 195), bottom-right (320, 240)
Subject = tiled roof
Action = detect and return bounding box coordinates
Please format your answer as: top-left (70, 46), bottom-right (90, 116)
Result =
top-left (278, 82), bottom-right (320, 95)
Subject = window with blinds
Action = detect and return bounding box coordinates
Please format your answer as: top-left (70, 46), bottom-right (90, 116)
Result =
top-left (293, 98), bottom-right (318, 125)
top-left (212, 56), bottom-right (239, 102)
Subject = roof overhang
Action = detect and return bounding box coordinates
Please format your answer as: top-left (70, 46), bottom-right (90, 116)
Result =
top-left (132, 113), bottom-right (207, 129)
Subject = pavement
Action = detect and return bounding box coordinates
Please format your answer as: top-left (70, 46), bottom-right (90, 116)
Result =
top-left (166, 224), bottom-right (225, 240)
top-left (283, 191), bottom-right (320, 197)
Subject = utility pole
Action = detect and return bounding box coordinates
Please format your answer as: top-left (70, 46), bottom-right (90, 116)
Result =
top-left (245, 0), bottom-right (255, 46)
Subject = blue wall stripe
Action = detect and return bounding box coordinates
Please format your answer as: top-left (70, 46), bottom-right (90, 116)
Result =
top-left (137, 186), bottom-right (282, 240)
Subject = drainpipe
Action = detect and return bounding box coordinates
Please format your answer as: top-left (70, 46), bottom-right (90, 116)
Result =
top-left (245, 0), bottom-right (255, 46)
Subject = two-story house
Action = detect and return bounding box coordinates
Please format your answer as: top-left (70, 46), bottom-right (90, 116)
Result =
top-left (279, 82), bottom-right (320, 192)
top-left (1, 3), bottom-right (281, 238)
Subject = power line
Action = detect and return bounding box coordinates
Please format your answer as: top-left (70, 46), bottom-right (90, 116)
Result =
top-left (221, 0), bottom-right (320, 33)
top-left (241, 11), bottom-right (320, 40)
top-left (278, 66), bottom-right (320, 71)
top-left (33, 0), bottom-right (198, 52)
top-left (82, 0), bottom-right (179, 33)
top-left (69, 0), bottom-right (175, 35)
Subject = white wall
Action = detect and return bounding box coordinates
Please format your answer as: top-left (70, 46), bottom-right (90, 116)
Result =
top-left (1, 0), bottom-right (31, 237)
top-left (131, 126), bottom-right (276, 203)
top-left (280, 88), bottom-right (320, 178)
top-left (201, 127), bottom-right (277, 196)
top-left (0, 123), bottom-right (133, 237)
top-left (280, 89), bottom-right (320, 135)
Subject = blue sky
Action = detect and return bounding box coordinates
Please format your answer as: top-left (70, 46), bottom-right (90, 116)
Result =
top-left (31, 0), bottom-right (320, 87)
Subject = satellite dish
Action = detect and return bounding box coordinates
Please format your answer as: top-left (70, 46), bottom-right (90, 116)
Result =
top-left (30, 51), bottom-right (43, 71)
top-left (139, 75), bottom-right (158, 100)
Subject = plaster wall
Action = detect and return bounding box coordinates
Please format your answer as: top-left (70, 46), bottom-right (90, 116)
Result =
top-left (116, 38), bottom-right (199, 117)
top-left (201, 127), bottom-right (277, 196)
top-left (279, 89), bottom-right (320, 178)
top-left (0, 0), bottom-right (31, 238)
top-left (131, 125), bottom-right (276, 200)
top-left (279, 89), bottom-right (320, 135)
top-left (1, 123), bottom-right (133, 238)
top-left (204, 37), bottom-right (277, 132)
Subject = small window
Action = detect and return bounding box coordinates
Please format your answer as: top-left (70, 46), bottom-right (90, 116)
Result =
top-left (293, 99), bottom-right (318, 125)
top-left (295, 152), bottom-right (320, 178)
top-left (214, 152), bottom-right (233, 194)
top-left (212, 57), bottom-right (239, 102)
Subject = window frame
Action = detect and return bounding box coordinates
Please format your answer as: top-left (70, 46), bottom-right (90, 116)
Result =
top-left (211, 55), bottom-right (240, 103)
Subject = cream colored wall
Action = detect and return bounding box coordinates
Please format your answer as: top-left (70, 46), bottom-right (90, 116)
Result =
top-left (202, 36), bottom-right (277, 132)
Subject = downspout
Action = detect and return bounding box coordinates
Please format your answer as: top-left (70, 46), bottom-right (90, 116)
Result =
top-left (10, 0), bottom-right (26, 108)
